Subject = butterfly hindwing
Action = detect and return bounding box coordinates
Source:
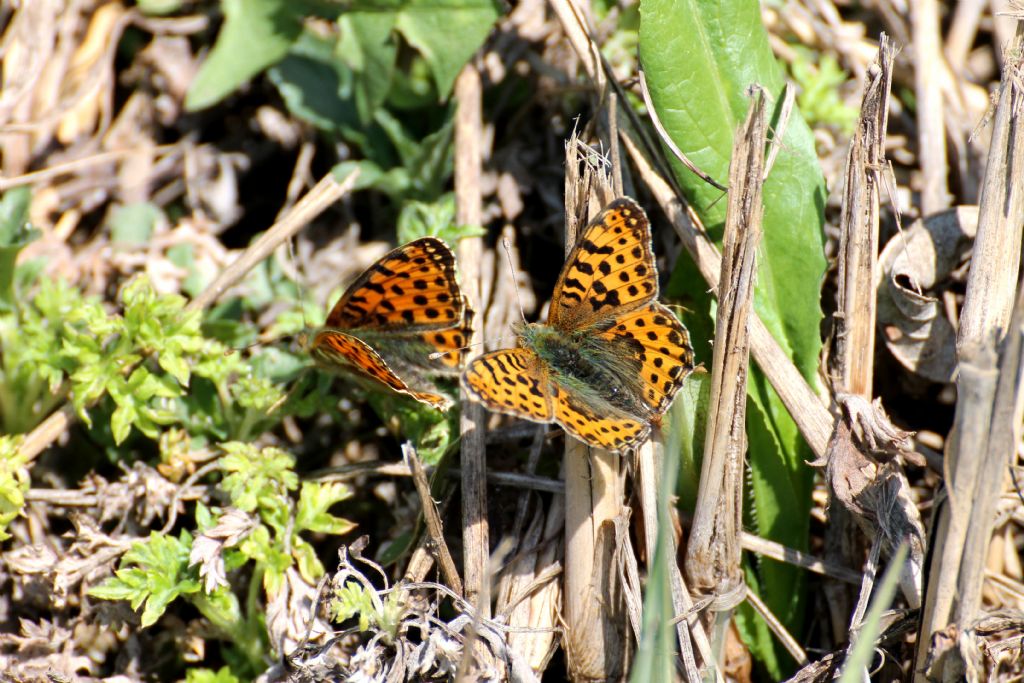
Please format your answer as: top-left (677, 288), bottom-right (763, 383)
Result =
top-left (550, 383), bottom-right (648, 452)
top-left (326, 237), bottom-right (463, 332)
top-left (549, 197), bottom-right (658, 330)
top-left (311, 330), bottom-right (451, 410)
top-left (463, 349), bottom-right (554, 421)
top-left (597, 303), bottom-right (695, 415)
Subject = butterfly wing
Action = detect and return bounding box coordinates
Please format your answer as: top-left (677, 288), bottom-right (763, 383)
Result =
top-left (550, 383), bottom-right (649, 453)
top-left (312, 330), bottom-right (451, 410)
top-left (326, 237), bottom-right (464, 332)
top-left (597, 303), bottom-right (695, 415)
top-left (549, 198), bottom-right (658, 331)
top-left (462, 348), bottom-right (554, 422)
top-left (417, 296), bottom-right (474, 372)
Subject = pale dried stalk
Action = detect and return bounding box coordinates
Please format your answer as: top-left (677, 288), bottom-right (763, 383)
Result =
top-left (957, 23), bottom-right (1024, 352)
top-left (17, 170), bottom-right (359, 463)
top-left (453, 63), bottom-right (490, 618)
top-left (685, 88), bottom-right (765, 666)
top-left (911, 0), bottom-right (951, 213)
top-left (561, 139), bottom-right (626, 681)
top-left (833, 34), bottom-right (895, 398)
top-left (915, 26), bottom-right (1024, 678)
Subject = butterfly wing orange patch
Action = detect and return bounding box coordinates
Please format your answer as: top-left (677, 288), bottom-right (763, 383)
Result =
top-left (549, 197), bottom-right (658, 330)
top-left (598, 303), bottom-right (695, 415)
top-left (463, 349), bottom-right (553, 422)
top-left (326, 237), bottom-right (463, 332)
top-left (312, 330), bottom-right (451, 410)
top-left (419, 296), bottom-right (473, 371)
top-left (550, 383), bottom-right (648, 453)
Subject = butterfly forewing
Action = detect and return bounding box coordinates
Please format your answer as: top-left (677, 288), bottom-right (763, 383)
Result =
top-left (419, 297), bottom-right (474, 371)
top-left (326, 237), bottom-right (463, 332)
top-left (549, 198), bottom-right (658, 330)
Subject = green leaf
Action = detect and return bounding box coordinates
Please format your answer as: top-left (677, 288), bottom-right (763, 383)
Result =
top-left (838, 544), bottom-right (908, 682)
top-left (295, 481), bottom-right (355, 535)
top-left (396, 194), bottom-right (485, 244)
top-left (0, 436), bottom-right (30, 542)
top-left (109, 203), bottom-right (161, 246)
top-left (185, 666), bottom-right (242, 683)
top-left (268, 31), bottom-right (363, 136)
top-left (340, 0), bottom-right (500, 101)
top-left (186, 0), bottom-right (304, 111)
top-left (630, 415), bottom-right (682, 682)
top-left (337, 12), bottom-right (398, 122)
top-left (0, 187), bottom-right (39, 309)
top-left (90, 531), bottom-right (200, 627)
top-left (640, 0), bottom-right (826, 674)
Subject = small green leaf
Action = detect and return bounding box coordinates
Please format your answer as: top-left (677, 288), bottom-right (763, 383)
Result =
top-left (0, 436), bottom-right (30, 541)
top-left (185, 666), bottom-right (242, 683)
top-left (295, 481), bottom-right (354, 535)
top-left (337, 12), bottom-right (398, 122)
top-left (186, 0), bottom-right (304, 111)
top-left (109, 203), bottom-right (161, 246)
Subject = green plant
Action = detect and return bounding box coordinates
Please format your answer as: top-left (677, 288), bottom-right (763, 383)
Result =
top-left (0, 436), bottom-right (30, 541)
top-left (92, 443), bottom-right (355, 673)
top-left (640, 0), bottom-right (828, 674)
top-left (790, 51), bottom-right (858, 134)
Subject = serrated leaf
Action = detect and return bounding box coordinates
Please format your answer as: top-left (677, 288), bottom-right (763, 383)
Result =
top-left (110, 401), bottom-right (136, 445)
top-left (295, 481), bottom-right (354, 535)
top-left (186, 0), bottom-right (304, 111)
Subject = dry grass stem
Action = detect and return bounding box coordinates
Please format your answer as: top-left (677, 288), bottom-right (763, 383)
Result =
top-left (454, 62), bottom-right (491, 620)
top-left (685, 88), bottom-right (767, 668)
top-left (912, 0), bottom-right (951, 213)
top-left (833, 34), bottom-right (895, 398)
top-left (402, 443), bottom-right (463, 596)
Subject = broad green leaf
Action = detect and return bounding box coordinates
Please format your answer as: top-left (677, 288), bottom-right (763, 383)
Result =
top-left (391, 0), bottom-right (500, 96)
top-left (186, 0), bottom-right (304, 111)
top-left (341, 0), bottom-right (500, 100)
top-left (640, 0), bottom-right (826, 675)
top-left (337, 12), bottom-right (398, 122)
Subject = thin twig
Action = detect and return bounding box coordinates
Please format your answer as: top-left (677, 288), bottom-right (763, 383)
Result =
top-left (402, 442), bottom-right (464, 597)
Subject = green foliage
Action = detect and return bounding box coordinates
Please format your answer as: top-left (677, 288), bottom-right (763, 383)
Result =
top-left (0, 187), bottom-right (39, 311)
top-left (90, 530), bottom-right (201, 627)
top-left (331, 581), bottom-right (405, 641)
top-left (0, 436), bottom-right (30, 542)
top-left (640, 0), bottom-right (826, 674)
top-left (838, 544), bottom-right (908, 681)
top-left (186, 0), bottom-right (304, 111)
top-left (790, 51), bottom-right (858, 134)
top-left (184, 666), bottom-right (242, 683)
top-left (187, 0), bottom-right (500, 115)
top-left (396, 193), bottom-right (485, 245)
top-left (220, 443), bottom-right (354, 589)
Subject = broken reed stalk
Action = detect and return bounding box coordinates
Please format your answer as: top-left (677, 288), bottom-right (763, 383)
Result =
top-left (453, 63), bottom-right (490, 620)
top-left (833, 34), bottom-right (895, 398)
top-left (561, 142), bottom-right (626, 681)
top-left (16, 169), bottom-right (360, 463)
top-left (402, 443), bottom-right (463, 596)
top-left (914, 23), bottom-right (1024, 680)
top-left (684, 87), bottom-right (766, 663)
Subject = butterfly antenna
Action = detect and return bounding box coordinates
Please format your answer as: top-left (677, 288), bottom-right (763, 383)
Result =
top-left (501, 237), bottom-right (528, 323)
top-left (428, 335), bottom-right (517, 361)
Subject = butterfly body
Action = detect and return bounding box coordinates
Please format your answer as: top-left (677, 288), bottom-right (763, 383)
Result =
top-left (308, 237), bottom-right (471, 411)
top-left (464, 198), bottom-right (694, 453)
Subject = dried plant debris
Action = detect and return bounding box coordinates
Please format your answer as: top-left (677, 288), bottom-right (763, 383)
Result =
top-left (877, 206), bottom-right (979, 383)
top-left (924, 610), bottom-right (1024, 682)
top-left (259, 543), bottom-right (542, 683)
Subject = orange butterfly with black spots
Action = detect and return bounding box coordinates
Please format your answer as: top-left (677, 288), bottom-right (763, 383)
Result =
top-left (308, 237), bottom-right (472, 411)
top-left (463, 198), bottom-right (694, 452)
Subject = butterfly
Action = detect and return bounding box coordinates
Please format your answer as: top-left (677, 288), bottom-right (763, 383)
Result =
top-left (463, 197), bottom-right (694, 453)
top-left (307, 237), bottom-right (472, 411)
